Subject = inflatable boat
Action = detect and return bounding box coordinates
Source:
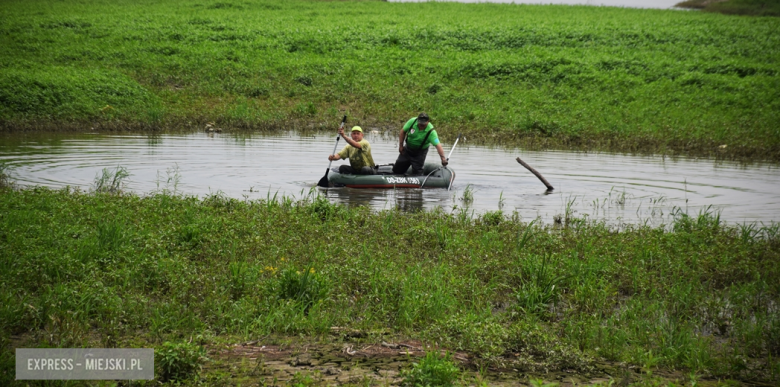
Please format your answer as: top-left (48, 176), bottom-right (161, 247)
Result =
top-left (327, 163), bottom-right (455, 189)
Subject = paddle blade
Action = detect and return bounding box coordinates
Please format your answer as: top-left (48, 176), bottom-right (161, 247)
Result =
top-left (317, 169), bottom-right (330, 187)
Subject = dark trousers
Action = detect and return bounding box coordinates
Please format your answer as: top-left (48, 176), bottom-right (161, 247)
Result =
top-left (392, 146), bottom-right (428, 175)
top-left (338, 165), bottom-right (375, 175)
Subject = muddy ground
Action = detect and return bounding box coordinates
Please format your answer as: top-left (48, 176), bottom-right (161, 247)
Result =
top-left (203, 332), bottom-right (742, 386)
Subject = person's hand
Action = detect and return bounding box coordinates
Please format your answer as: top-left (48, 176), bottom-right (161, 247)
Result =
top-left (399, 145), bottom-right (404, 153)
top-left (441, 157), bottom-right (448, 166)
top-left (328, 154), bottom-right (337, 161)
top-left (338, 126), bottom-right (345, 137)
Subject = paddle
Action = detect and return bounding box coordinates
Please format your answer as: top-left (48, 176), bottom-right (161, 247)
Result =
top-left (317, 115), bottom-right (347, 188)
top-left (446, 133), bottom-right (461, 163)
top-left (445, 133), bottom-right (461, 191)
top-left (420, 134), bottom-right (461, 189)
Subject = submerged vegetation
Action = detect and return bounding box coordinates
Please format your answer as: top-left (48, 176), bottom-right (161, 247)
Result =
top-left (1, 183), bottom-right (778, 384)
top-left (0, 0), bottom-right (779, 159)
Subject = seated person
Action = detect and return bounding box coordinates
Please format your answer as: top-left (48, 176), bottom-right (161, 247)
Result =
top-left (328, 126), bottom-right (376, 175)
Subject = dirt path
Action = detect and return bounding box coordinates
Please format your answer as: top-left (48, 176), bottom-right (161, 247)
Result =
top-left (206, 338), bottom-right (696, 386)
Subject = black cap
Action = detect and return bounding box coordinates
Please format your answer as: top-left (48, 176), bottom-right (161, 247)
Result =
top-left (417, 112), bottom-right (430, 122)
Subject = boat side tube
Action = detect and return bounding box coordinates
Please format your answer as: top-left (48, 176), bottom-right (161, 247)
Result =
top-left (327, 163), bottom-right (454, 189)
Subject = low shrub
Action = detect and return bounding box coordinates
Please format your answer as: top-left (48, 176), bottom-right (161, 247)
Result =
top-left (155, 341), bottom-right (207, 382)
top-left (401, 351), bottom-right (460, 387)
top-left (515, 254), bottom-right (566, 315)
top-left (277, 267), bottom-right (328, 313)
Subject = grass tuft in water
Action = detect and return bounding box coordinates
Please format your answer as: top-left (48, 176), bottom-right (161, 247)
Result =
top-left (92, 166), bottom-right (130, 194)
top-left (0, 163), bottom-right (13, 190)
top-left (460, 184), bottom-right (474, 205)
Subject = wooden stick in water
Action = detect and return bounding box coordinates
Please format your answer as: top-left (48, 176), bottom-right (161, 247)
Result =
top-left (516, 157), bottom-right (554, 191)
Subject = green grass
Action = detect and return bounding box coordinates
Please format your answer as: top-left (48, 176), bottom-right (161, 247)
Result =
top-left (0, 0), bottom-right (779, 159)
top-left (401, 351), bottom-right (460, 387)
top-left (156, 341), bottom-right (207, 383)
top-left (0, 185), bottom-right (778, 384)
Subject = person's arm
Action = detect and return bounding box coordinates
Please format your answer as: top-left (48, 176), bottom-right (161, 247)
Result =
top-left (330, 144), bottom-right (349, 161)
top-left (339, 127), bottom-right (362, 149)
top-left (435, 143), bottom-right (448, 166)
top-left (398, 128), bottom-right (406, 153)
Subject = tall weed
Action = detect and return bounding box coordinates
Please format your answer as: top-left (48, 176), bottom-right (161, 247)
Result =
top-left (277, 267), bottom-right (328, 313)
top-left (401, 351), bottom-right (459, 387)
top-left (92, 166), bottom-right (130, 194)
top-left (156, 341), bottom-right (207, 382)
top-left (515, 254), bottom-right (567, 315)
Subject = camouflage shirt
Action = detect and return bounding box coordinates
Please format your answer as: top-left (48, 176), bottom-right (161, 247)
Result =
top-left (337, 139), bottom-right (375, 170)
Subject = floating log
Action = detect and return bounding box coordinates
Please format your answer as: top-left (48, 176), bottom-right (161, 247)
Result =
top-left (516, 157), bottom-right (554, 191)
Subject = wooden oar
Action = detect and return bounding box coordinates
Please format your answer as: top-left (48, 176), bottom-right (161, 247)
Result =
top-left (317, 115), bottom-right (347, 188)
top-left (516, 156), bottom-right (554, 191)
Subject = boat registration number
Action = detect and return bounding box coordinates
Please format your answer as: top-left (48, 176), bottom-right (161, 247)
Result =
top-left (384, 177), bottom-right (420, 185)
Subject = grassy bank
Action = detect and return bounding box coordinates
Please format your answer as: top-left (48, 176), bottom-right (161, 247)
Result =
top-left (1, 183), bottom-right (778, 385)
top-left (1, 0), bottom-right (779, 160)
top-left (676, 0), bottom-right (780, 17)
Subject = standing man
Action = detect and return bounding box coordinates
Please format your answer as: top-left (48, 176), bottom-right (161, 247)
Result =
top-left (328, 126), bottom-right (376, 175)
top-left (392, 112), bottom-right (448, 175)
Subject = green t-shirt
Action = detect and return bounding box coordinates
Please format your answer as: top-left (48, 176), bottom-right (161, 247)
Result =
top-left (403, 117), bottom-right (440, 150)
top-left (337, 139), bottom-right (375, 170)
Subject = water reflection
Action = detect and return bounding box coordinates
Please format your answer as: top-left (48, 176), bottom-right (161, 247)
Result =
top-left (0, 131), bottom-right (778, 225)
top-left (323, 188), bottom-right (427, 212)
top-left (146, 134), bottom-right (163, 147)
top-left (324, 188), bottom-right (390, 209)
top-left (394, 190), bottom-right (425, 213)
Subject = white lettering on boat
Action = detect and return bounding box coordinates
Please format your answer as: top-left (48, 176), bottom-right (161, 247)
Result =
top-left (384, 177), bottom-right (420, 185)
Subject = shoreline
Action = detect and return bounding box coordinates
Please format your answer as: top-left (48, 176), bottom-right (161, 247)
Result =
top-left (3, 119), bottom-right (778, 163)
top-left (2, 1), bottom-right (779, 164)
top-left (0, 186), bottom-right (778, 385)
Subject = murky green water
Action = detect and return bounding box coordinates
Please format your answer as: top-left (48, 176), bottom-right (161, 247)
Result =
top-left (1, 131), bottom-right (778, 225)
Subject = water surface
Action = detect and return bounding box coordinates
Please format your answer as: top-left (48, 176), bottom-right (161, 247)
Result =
top-left (389, 0), bottom-right (683, 9)
top-left (1, 131), bottom-right (778, 226)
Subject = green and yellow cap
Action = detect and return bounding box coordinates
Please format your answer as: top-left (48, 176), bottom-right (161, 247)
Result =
top-left (350, 126), bottom-right (363, 133)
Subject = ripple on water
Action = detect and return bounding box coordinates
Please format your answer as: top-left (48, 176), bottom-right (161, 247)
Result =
top-left (1, 132), bottom-right (778, 225)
